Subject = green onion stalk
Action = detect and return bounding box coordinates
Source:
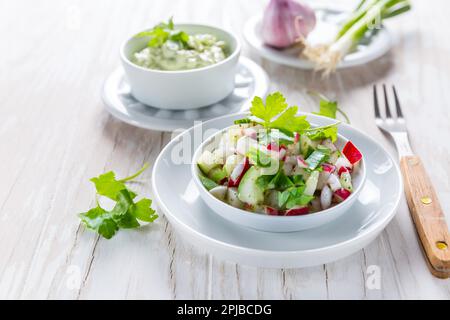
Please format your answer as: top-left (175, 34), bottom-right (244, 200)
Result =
top-left (302, 0), bottom-right (411, 75)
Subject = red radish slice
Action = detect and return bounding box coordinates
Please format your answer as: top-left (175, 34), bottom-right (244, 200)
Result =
top-left (264, 206), bottom-right (280, 216)
top-left (342, 141), bottom-right (362, 165)
top-left (322, 163), bottom-right (336, 173)
top-left (243, 128), bottom-right (257, 139)
top-left (297, 156), bottom-right (308, 168)
top-left (334, 156), bottom-right (352, 171)
top-left (327, 174), bottom-right (342, 191)
top-left (294, 132), bottom-right (300, 143)
top-left (228, 157), bottom-right (250, 187)
top-left (334, 188), bottom-right (351, 202)
top-left (338, 166), bottom-right (350, 176)
top-left (266, 142), bottom-right (279, 152)
top-left (285, 206), bottom-right (310, 216)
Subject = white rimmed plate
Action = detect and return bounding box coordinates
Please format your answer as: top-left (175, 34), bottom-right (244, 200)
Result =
top-left (243, 8), bottom-right (392, 70)
top-left (151, 113), bottom-right (403, 268)
top-left (102, 57), bottom-right (269, 132)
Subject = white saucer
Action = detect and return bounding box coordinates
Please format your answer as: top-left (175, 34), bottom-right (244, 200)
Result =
top-left (151, 112), bottom-right (403, 268)
top-left (102, 57), bottom-right (269, 132)
top-left (244, 8), bottom-right (392, 70)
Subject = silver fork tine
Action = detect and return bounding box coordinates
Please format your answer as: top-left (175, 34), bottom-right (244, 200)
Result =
top-left (392, 85), bottom-right (404, 119)
top-left (373, 85), bottom-right (381, 119)
top-left (382, 84), bottom-right (392, 118)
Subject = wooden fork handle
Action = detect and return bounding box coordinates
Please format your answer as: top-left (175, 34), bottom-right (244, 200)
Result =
top-left (400, 155), bottom-right (450, 278)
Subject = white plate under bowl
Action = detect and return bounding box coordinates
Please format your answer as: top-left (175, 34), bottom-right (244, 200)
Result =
top-left (102, 57), bottom-right (269, 132)
top-left (151, 113), bottom-right (403, 268)
top-left (243, 8), bottom-right (392, 70)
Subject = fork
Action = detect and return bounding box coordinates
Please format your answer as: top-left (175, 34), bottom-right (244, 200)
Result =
top-left (373, 84), bottom-right (450, 279)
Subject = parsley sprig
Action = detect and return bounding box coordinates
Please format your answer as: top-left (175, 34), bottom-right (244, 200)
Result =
top-left (135, 17), bottom-right (190, 49)
top-left (79, 163), bottom-right (158, 239)
top-left (236, 92), bottom-right (342, 142)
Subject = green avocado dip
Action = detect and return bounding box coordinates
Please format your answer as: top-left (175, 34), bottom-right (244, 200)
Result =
top-left (131, 18), bottom-right (228, 71)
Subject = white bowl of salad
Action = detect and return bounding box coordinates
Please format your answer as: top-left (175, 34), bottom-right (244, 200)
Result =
top-left (192, 92), bottom-right (366, 232)
top-left (120, 18), bottom-right (240, 110)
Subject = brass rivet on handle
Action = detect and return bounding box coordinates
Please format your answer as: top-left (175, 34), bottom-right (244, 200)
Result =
top-left (436, 241), bottom-right (448, 250)
top-left (420, 196), bottom-right (432, 205)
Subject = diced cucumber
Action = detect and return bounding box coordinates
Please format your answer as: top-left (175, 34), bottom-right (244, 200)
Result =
top-left (300, 134), bottom-right (318, 158)
top-left (238, 166), bottom-right (264, 206)
top-left (197, 150), bottom-right (220, 175)
top-left (226, 187), bottom-right (244, 209)
top-left (208, 167), bottom-right (227, 184)
top-left (198, 174), bottom-right (218, 191)
top-left (328, 150), bottom-right (340, 164)
top-left (304, 170), bottom-right (320, 196)
top-left (339, 172), bottom-right (353, 192)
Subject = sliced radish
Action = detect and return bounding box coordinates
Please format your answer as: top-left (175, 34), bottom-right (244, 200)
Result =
top-left (334, 156), bottom-right (352, 171)
top-left (283, 161), bottom-right (295, 176)
top-left (243, 127), bottom-right (257, 139)
top-left (236, 136), bottom-right (257, 156)
top-left (266, 142), bottom-right (279, 152)
top-left (321, 138), bottom-right (337, 152)
top-left (285, 206), bottom-right (310, 216)
top-left (338, 166), bottom-right (350, 176)
top-left (264, 206), bottom-right (280, 216)
top-left (311, 198), bottom-right (321, 211)
top-left (294, 132), bottom-right (300, 143)
top-left (316, 170), bottom-right (331, 190)
top-left (209, 186), bottom-right (227, 200)
top-left (322, 163), bottom-right (336, 173)
top-left (284, 155), bottom-right (297, 165)
top-left (320, 185), bottom-right (332, 209)
top-left (342, 141), bottom-right (362, 165)
top-left (334, 188), bottom-right (351, 202)
top-left (296, 156), bottom-right (308, 168)
top-left (228, 157), bottom-right (250, 187)
top-left (327, 174), bottom-right (342, 191)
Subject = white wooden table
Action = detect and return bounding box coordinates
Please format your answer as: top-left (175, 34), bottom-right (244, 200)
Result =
top-left (1, 0), bottom-right (449, 299)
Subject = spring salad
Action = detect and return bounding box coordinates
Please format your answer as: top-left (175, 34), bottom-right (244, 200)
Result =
top-left (132, 18), bottom-right (227, 71)
top-left (196, 92), bottom-right (362, 216)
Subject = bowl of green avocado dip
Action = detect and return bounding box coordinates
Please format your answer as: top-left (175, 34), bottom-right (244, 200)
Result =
top-left (120, 19), bottom-right (241, 110)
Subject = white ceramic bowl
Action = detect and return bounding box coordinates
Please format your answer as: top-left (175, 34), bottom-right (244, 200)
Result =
top-left (192, 124), bottom-right (366, 232)
top-left (120, 24), bottom-right (241, 110)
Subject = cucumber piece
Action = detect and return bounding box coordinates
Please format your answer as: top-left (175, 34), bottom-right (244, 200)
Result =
top-left (304, 170), bottom-right (320, 196)
top-left (226, 187), bottom-right (244, 209)
top-left (237, 166), bottom-right (264, 206)
top-left (208, 167), bottom-right (227, 184)
top-left (339, 172), bottom-right (353, 192)
top-left (197, 150), bottom-right (220, 175)
top-left (300, 134), bottom-right (318, 158)
top-left (198, 174), bottom-right (218, 191)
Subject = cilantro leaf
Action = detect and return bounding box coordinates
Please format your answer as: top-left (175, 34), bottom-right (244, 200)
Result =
top-left (314, 98), bottom-right (337, 119)
top-left (79, 206), bottom-right (119, 240)
top-left (245, 92), bottom-right (311, 136)
top-left (268, 169), bottom-right (294, 190)
top-left (250, 93), bottom-right (288, 125)
top-left (131, 198), bottom-right (158, 223)
top-left (135, 18), bottom-right (190, 49)
top-left (278, 186), bottom-right (314, 209)
top-left (79, 164), bottom-right (158, 239)
top-left (90, 172), bottom-right (127, 200)
top-left (310, 92), bottom-right (350, 124)
top-left (306, 123), bottom-right (339, 143)
top-left (269, 106), bottom-right (310, 133)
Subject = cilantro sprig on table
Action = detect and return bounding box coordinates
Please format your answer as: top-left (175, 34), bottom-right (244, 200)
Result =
top-left (135, 17), bottom-right (190, 49)
top-left (79, 163), bottom-right (158, 239)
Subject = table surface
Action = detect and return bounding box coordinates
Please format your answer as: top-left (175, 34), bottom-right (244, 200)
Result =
top-left (1, 0), bottom-right (449, 299)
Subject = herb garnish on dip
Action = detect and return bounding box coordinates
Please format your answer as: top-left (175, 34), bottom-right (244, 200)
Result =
top-left (132, 18), bottom-right (228, 71)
